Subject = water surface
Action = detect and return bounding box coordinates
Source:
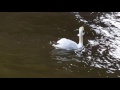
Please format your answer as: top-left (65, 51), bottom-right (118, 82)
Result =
top-left (0, 12), bottom-right (120, 78)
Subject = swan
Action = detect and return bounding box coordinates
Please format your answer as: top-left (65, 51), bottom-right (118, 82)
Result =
top-left (52, 26), bottom-right (84, 50)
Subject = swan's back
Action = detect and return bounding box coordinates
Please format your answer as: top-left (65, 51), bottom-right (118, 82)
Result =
top-left (52, 38), bottom-right (78, 50)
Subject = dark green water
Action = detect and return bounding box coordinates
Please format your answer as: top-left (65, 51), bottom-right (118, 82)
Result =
top-left (0, 12), bottom-right (120, 78)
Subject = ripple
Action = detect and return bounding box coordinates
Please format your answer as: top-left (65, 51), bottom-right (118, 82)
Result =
top-left (72, 12), bottom-right (120, 77)
top-left (50, 12), bottom-right (120, 77)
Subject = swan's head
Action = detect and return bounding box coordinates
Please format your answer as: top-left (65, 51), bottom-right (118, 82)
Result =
top-left (79, 26), bottom-right (84, 32)
top-left (77, 26), bottom-right (84, 36)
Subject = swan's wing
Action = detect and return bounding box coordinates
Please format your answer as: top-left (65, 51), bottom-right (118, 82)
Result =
top-left (53, 38), bottom-right (78, 50)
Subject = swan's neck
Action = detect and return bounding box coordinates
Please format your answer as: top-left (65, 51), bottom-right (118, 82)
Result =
top-left (78, 29), bottom-right (83, 46)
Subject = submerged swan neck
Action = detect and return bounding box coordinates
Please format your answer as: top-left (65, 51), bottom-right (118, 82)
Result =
top-left (78, 26), bottom-right (84, 46)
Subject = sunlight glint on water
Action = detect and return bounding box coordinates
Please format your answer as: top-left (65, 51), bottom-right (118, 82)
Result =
top-left (72, 12), bottom-right (120, 75)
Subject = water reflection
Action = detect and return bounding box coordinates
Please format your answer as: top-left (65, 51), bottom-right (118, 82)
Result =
top-left (51, 47), bottom-right (85, 61)
top-left (0, 12), bottom-right (120, 77)
top-left (51, 12), bottom-right (120, 77)
top-left (74, 12), bottom-right (120, 75)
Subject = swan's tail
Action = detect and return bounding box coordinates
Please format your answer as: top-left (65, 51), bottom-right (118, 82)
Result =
top-left (52, 44), bottom-right (56, 47)
top-left (52, 44), bottom-right (60, 49)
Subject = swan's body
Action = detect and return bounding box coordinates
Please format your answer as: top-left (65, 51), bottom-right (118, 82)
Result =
top-left (52, 26), bottom-right (84, 50)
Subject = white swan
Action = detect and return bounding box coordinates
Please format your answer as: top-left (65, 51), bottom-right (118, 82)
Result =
top-left (52, 26), bottom-right (84, 50)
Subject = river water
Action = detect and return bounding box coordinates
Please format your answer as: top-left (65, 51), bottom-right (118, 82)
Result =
top-left (0, 12), bottom-right (120, 78)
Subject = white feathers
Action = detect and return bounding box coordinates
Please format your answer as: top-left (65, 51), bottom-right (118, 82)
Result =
top-left (52, 26), bottom-right (84, 50)
top-left (52, 38), bottom-right (78, 50)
